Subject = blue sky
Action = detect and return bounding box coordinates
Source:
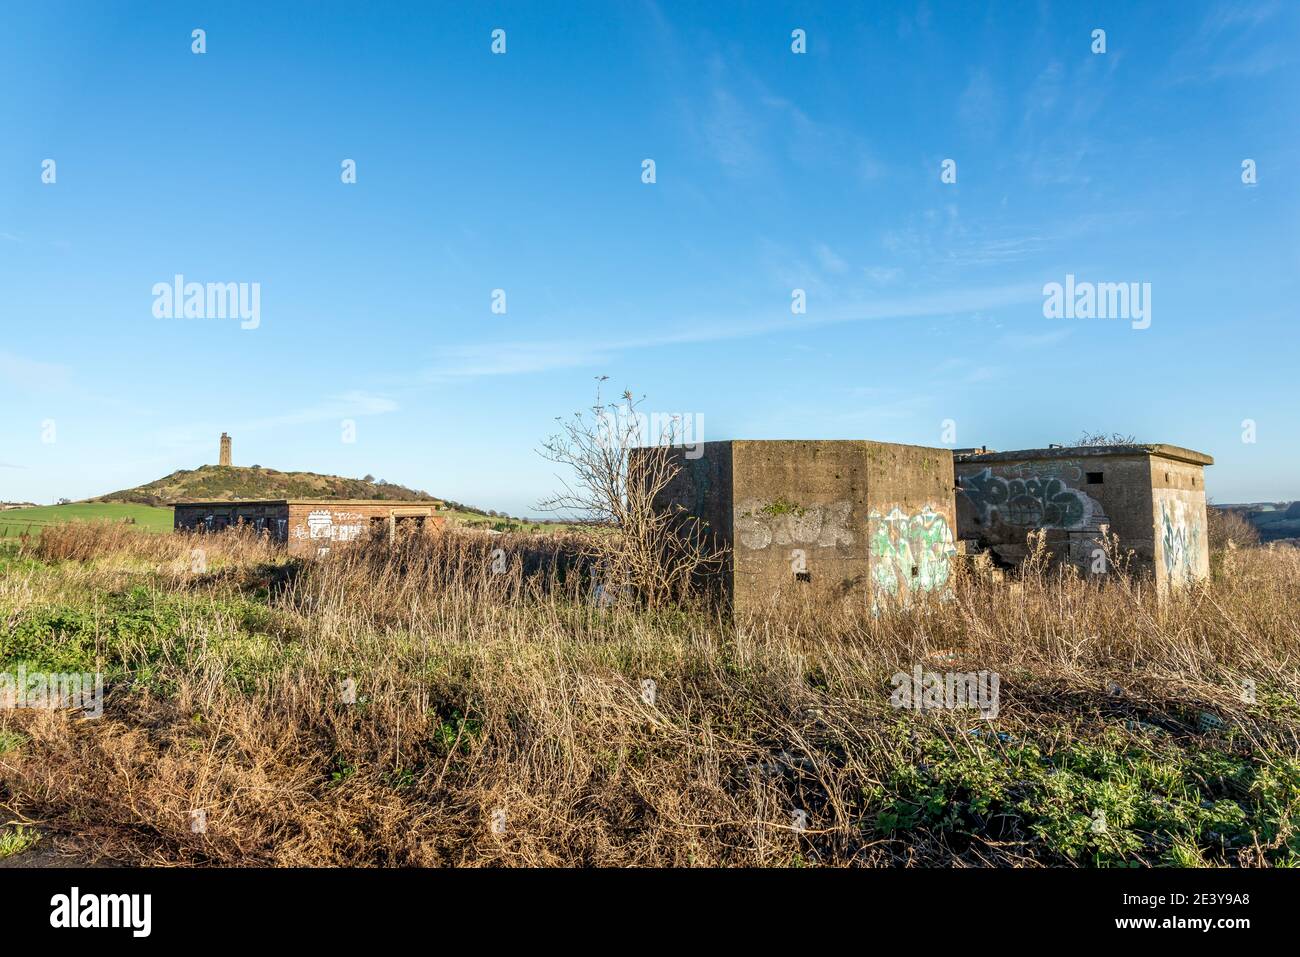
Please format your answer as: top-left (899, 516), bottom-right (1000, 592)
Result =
top-left (2, 1), bottom-right (1297, 514)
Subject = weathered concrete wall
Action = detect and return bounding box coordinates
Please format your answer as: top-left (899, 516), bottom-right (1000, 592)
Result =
top-left (174, 500), bottom-right (444, 555)
top-left (648, 440), bottom-right (737, 590)
top-left (730, 440), bottom-right (872, 605)
top-left (860, 441), bottom-right (958, 610)
top-left (650, 440), bottom-right (736, 551)
top-left (1150, 456), bottom-right (1210, 588)
top-left (955, 452), bottom-right (1140, 569)
top-left (954, 445), bottom-right (1211, 590)
top-left (650, 440), bottom-right (956, 610)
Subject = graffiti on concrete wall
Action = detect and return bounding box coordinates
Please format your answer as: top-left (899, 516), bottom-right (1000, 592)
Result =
top-left (735, 499), bottom-right (854, 550)
top-left (959, 468), bottom-right (1099, 530)
top-left (295, 510), bottom-right (366, 542)
top-left (868, 506), bottom-right (957, 598)
top-left (1160, 499), bottom-right (1203, 585)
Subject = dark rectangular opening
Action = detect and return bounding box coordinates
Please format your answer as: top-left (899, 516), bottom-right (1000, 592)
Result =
top-left (1086, 472), bottom-right (1103, 484)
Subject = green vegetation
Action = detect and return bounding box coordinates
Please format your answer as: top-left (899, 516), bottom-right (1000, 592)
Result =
top-left (0, 825), bottom-right (40, 860)
top-left (1, 523), bottom-right (1295, 867)
top-left (0, 503), bottom-right (173, 539)
top-left (874, 723), bottom-right (1297, 866)
top-left (0, 584), bottom-right (291, 695)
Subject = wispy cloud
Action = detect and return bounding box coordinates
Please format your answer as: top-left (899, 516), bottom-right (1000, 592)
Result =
top-left (154, 391), bottom-right (399, 449)
top-left (421, 342), bottom-right (616, 382)
top-left (958, 69), bottom-right (1002, 137)
top-left (864, 266), bottom-right (904, 285)
top-left (644, 11), bottom-right (886, 186)
top-left (703, 79), bottom-right (762, 170)
top-left (0, 352), bottom-right (70, 392)
top-left (934, 358), bottom-right (1002, 385)
top-left (1000, 328), bottom-right (1073, 350)
top-left (882, 216), bottom-right (1052, 269)
top-left (421, 281), bottom-right (1042, 381)
top-left (831, 394), bottom-right (935, 424)
top-left (815, 243), bottom-right (849, 274)
top-left (1168, 0), bottom-right (1294, 82)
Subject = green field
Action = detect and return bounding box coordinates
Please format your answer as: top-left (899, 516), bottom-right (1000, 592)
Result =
top-left (0, 503), bottom-right (174, 538)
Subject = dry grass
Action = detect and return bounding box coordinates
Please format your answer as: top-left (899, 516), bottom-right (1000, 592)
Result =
top-left (1, 524), bottom-right (1298, 867)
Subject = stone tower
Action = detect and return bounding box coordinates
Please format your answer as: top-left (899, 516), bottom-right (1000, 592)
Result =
top-left (219, 432), bottom-right (232, 467)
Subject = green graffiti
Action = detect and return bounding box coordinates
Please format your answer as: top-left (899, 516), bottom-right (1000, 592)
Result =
top-left (869, 506), bottom-right (956, 598)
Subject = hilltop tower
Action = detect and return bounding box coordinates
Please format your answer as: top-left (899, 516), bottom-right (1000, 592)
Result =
top-left (219, 432), bottom-right (232, 467)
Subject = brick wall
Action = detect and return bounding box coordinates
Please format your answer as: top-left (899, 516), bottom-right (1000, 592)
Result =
top-left (174, 501), bottom-right (445, 554)
top-left (174, 502), bottom-right (289, 541)
top-left (285, 502), bottom-right (444, 555)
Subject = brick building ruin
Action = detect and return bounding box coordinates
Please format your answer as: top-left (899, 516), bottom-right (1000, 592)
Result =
top-left (173, 499), bottom-right (444, 555)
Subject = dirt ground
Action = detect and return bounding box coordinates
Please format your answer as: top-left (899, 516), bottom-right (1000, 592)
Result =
top-left (0, 831), bottom-right (117, 869)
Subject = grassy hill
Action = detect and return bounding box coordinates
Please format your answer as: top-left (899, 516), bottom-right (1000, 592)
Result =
top-left (92, 465), bottom-right (442, 507)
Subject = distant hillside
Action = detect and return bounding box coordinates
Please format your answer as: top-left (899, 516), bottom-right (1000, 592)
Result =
top-left (91, 466), bottom-right (442, 507)
top-left (1213, 501), bottom-right (1300, 544)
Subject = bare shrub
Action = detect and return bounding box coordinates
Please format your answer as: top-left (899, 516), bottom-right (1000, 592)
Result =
top-left (3, 485), bottom-right (1299, 868)
top-left (1207, 504), bottom-right (1261, 551)
top-left (538, 382), bottom-right (724, 607)
top-left (2, 529), bottom-right (1298, 867)
top-left (31, 521), bottom-right (281, 586)
top-left (1073, 431), bottom-right (1137, 446)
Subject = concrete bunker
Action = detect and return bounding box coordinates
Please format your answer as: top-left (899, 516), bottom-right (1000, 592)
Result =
top-left (643, 439), bottom-right (959, 611)
top-left (953, 443), bottom-right (1213, 591)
